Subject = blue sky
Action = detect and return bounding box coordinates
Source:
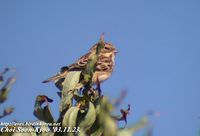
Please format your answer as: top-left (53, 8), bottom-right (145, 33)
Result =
top-left (0, 1), bottom-right (200, 136)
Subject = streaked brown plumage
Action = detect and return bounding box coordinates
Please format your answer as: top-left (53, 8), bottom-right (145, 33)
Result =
top-left (42, 42), bottom-right (117, 88)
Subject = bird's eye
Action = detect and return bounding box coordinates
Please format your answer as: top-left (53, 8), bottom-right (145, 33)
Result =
top-left (104, 46), bottom-right (109, 50)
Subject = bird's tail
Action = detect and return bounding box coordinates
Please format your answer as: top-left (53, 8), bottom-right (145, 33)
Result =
top-left (42, 71), bottom-right (67, 83)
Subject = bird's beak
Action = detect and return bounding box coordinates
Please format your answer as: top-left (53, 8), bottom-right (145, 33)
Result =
top-left (114, 49), bottom-right (119, 54)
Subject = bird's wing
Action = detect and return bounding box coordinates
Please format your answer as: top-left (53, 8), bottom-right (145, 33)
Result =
top-left (68, 52), bottom-right (92, 71)
top-left (96, 55), bottom-right (113, 72)
top-left (69, 52), bottom-right (113, 72)
top-left (53, 52), bottom-right (92, 90)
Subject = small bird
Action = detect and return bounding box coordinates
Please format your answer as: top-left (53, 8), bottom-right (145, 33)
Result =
top-left (42, 36), bottom-right (117, 88)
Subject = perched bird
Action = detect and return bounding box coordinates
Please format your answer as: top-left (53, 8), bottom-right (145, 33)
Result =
top-left (42, 37), bottom-right (117, 88)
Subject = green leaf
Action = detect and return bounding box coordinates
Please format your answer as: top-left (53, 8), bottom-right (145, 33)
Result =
top-left (33, 95), bottom-right (54, 123)
top-left (34, 106), bottom-right (54, 123)
top-left (91, 128), bottom-right (103, 136)
top-left (78, 102), bottom-right (96, 131)
top-left (38, 121), bottom-right (54, 136)
top-left (100, 96), bottom-right (113, 113)
top-left (62, 107), bottom-right (77, 127)
top-left (91, 96), bottom-right (116, 136)
top-left (0, 77), bottom-right (16, 103)
top-left (0, 68), bottom-right (10, 84)
top-left (82, 55), bottom-right (98, 83)
top-left (60, 71), bottom-right (81, 113)
top-left (41, 133), bottom-right (54, 136)
top-left (96, 33), bottom-right (105, 54)
top-left (0, 107), bottom-right (14, 119)
top-left (117, 117), bottom-right (149, 136)
top-left (79, 34), bottom-right (105, 87)
top-left (62, 107), bottom-right (79, 136)
top-left (78, 129), bottom-right (86, 136)
top-left (91, 110), bottom-right (116, 136)
top-left (90, 120), bottom-right (103, 136)
top-left (0, 132), bottom-right (13, 136)
top-left (62, 107), bottom-right (79, 127)
top-left (12, 126), bottom-right (37, 136)
top-left (103, 115), bottom-right (117, 136)
top-left (117, 130), bottom-right (133, 136)
top-left (128, 116), bottom-right (149, 134)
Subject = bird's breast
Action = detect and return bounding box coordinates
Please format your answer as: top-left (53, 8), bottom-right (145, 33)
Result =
top-left (92, 71), bottom-right (112, 83)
